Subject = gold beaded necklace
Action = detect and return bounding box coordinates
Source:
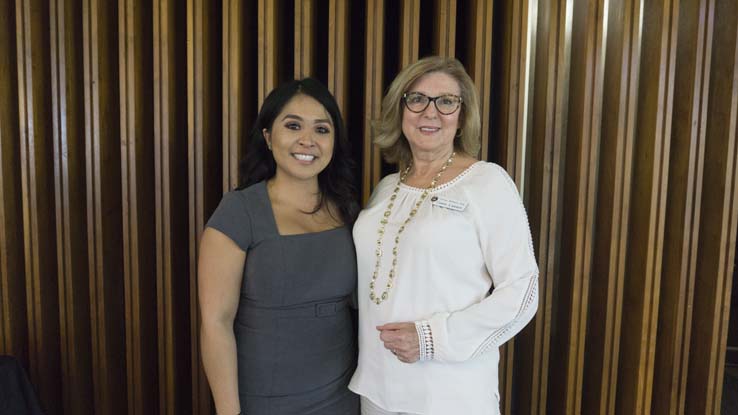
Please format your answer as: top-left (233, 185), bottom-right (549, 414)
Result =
top-left (369, 151), bottom-right (456, 305)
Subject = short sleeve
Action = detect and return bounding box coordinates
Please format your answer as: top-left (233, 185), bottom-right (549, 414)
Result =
top-left (206, 191), bottom-right (253, 251)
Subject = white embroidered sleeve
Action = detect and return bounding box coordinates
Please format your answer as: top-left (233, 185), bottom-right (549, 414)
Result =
top-left (414, 320), bottom-right (434, 361)
top-left (428, 165), bottom-right (539, 363)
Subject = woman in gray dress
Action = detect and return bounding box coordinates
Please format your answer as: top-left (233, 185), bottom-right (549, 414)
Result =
top-left (199, 78), bottom-right (360, 415)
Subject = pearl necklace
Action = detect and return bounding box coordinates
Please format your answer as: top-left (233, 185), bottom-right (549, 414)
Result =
top-left (369, 152), bottom-right (456, 305)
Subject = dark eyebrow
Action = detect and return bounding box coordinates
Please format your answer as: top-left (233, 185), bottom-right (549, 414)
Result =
top-left (281, 114), bottom-right (333, 126)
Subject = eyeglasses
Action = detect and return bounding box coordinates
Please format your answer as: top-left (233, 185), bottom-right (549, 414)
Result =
top-left (402, 92), bottom-right (463, 115)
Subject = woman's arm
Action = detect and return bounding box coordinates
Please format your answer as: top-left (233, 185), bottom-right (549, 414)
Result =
top-left (425, 165), bottom-right (539, 362)
top-left (199, 227), bottom-right (247, 414)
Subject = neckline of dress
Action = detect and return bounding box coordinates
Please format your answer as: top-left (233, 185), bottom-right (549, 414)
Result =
top-left (398, 160), bottom-right (484, 192)
top-left (258, 181), bottom-right (347, 238)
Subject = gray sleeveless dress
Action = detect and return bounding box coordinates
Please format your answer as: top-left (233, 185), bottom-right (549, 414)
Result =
top-left (206, 181), bottom-right (359, 415)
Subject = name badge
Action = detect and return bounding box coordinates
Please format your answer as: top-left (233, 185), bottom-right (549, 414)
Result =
top-left (431, 196), bottom-right (468, 212)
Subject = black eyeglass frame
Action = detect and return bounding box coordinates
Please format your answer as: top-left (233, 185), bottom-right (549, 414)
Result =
top-left (402, 92), bottom-right (463, 115)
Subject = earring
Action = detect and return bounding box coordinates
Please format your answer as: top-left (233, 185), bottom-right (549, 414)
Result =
top-left (455, 129), bottom-right (463, 138)
top-left (267, 141), bottom-right (272, 150)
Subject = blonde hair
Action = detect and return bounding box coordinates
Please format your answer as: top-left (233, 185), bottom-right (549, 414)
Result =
top-left (373, 56), bottom-right (481, 166)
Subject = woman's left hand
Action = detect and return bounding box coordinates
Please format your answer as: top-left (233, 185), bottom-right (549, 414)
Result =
top-left (377, 322), bottom-right (420, 363)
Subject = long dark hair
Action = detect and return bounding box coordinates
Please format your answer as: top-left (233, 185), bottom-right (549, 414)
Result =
top-left (238, 78), bottom-right (358, 225)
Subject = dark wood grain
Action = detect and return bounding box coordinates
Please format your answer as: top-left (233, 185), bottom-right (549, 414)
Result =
top-left (686, 0), bottom-right (738, 412)
top-left (50, 0), bottom-right (93, 413)
top-left (83, 0), bottom-right (127, 413)
top-left (294, 0), bottom-right (315, 78)
top-left (154, 1), bottom-right (191, 413)
top-left (652, 0), bottom-right (711, 413)
top-left (581, 0), bottom-right (641, 413)
top-left (515, 0), bottom-right (571, 413)
top-left (466, 0), bottom-right (494, 161)
top-left (119, 0), bottom-right (157, 413)
top-left (187, 0), bottom-right (222, 413)
top-left (433, 0), bottom-right (456, 57)
top-left (362, 0), bottom-right (384, 203)
top-left (616, 1), bottom-right (678, 413)
top-left (0, 0), bottom-right (27, 367)
top-left (548, 1), bottom-right (608, 414)
top-left (328, 0), bottom-right (349, 117)
top-left (16, 0), bottom-right (62, 412)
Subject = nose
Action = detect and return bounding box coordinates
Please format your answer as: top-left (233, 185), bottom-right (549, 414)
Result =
top-left (297, 133), bottom-right (316, 147)
top-left (421, 101), bottom-right (439, 118)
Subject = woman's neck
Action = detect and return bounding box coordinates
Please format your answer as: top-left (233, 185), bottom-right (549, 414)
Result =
top-left (410, 147), bottom-right (455, 178)
top-left (267, 174), bottom-right (320, 211)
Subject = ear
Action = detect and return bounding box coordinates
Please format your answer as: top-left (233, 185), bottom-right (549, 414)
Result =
top-left (262, 128), bottom-right (272, 149)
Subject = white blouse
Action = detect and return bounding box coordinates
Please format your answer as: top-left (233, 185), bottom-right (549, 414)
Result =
top-left (349, 162), bottom-right (539, 415)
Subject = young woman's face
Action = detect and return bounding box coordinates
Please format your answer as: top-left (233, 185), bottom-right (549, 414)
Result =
top-left (264, 94), bottom-right (335, 184)
top-left (401, 71), bottom-right (462, 158)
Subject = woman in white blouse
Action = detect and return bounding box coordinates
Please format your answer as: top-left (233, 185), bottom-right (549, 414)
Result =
top-left (349, 56), bottom-right (539, 415)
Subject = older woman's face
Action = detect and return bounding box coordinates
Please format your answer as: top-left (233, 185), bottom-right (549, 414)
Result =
top-left (401, 71), bottom-right (461, 159)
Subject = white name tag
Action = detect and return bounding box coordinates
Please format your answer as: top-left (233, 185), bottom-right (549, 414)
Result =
top-left (431, 196), bottom-right (468, 212)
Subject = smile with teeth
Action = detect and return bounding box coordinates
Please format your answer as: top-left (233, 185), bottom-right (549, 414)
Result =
top-left (419, 127), bottom-right (440, 132)
top-left (292, 153), bottom-right (316, 161)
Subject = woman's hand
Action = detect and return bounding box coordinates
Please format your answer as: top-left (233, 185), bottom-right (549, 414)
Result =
top-left (377, 322), bottom-right (420, 363)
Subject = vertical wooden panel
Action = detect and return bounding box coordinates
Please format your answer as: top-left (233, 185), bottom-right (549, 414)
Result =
top-left (399, 0), bottom-right (420, 69)
top-left (0, 0), bottom-right (28, 364)
top-left (548, 1), bottom-right (607, 414)
top-left (119, 0), bottom-right (157, 413)
top-left (294, 0), bottom-right (315, 78)
top-left (83, 0), bottom-right (126, 413)
top-left (362, 0), bottom-right (384, 203)
top-left (187, 0), bottom-right (222, 413)
top-left (222, 0), bottom-right (241, 191)
top-left (258, 0), bottom-right (279, 106)
top-left (50, 0), bottom-right (93, 413)
top-left (616, 1), bottom-right (678, 414)
top-left (466, 0), bottom-right (494, 160)
top-left (686, 0), bottom-right (738, 412)
top-left (493, 1), bottom-right (538, 412)
top-left (516, 1), bottom-right (571, 413)
top-left (652, 0), bottom-right (711, 413)
top-left (328, 0), bottom-right (349, 117)
top-left (495, 0), bottom-right (537, 189)
top-left (154, 0), bottom-right (191, 413)
top-left (222, 0), bottom-right (248, 191)
top-left (581, 0), bottom-right (642, 414)
top-left (433, 0), bottom-right (456, 57)
top-left (16, 0), bottom-right (62, 412)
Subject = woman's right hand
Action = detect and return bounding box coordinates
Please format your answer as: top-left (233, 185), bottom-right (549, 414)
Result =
top-left (376, 322), bottom-right (421, 363)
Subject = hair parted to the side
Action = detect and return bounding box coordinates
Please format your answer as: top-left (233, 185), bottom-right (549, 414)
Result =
top-left (374, 56), bottom-right (482, 167)
top-left (238, 78), bottom-right (359, 225)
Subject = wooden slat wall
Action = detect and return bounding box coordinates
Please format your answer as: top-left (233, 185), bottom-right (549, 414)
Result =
top-left (516, 0), bottom-right (571, 413)
top-left (653, 0), bottom-right (709, 413)
top-left (0, 0), bottom-right (27, 374)
top-left (583, 0), bottom-right (640, 413)
top-left (16, 0), bottom-right (62, 412)
top-left (0, 1), bottom-right (737, 414)
top-left (83, 0), bottom-right (126, 413)
top-left (153, 1), bottom-right (190, 414)
top-left (686, 0), bottom-right (738, 413)
top-left (50, 0), bottom-right (92, 413)
top-left (186, 1), bottom-right (221, 414)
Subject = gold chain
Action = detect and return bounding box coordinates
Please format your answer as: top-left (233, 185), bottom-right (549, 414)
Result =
top-left (369, 152), bottom-right (456, 305)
